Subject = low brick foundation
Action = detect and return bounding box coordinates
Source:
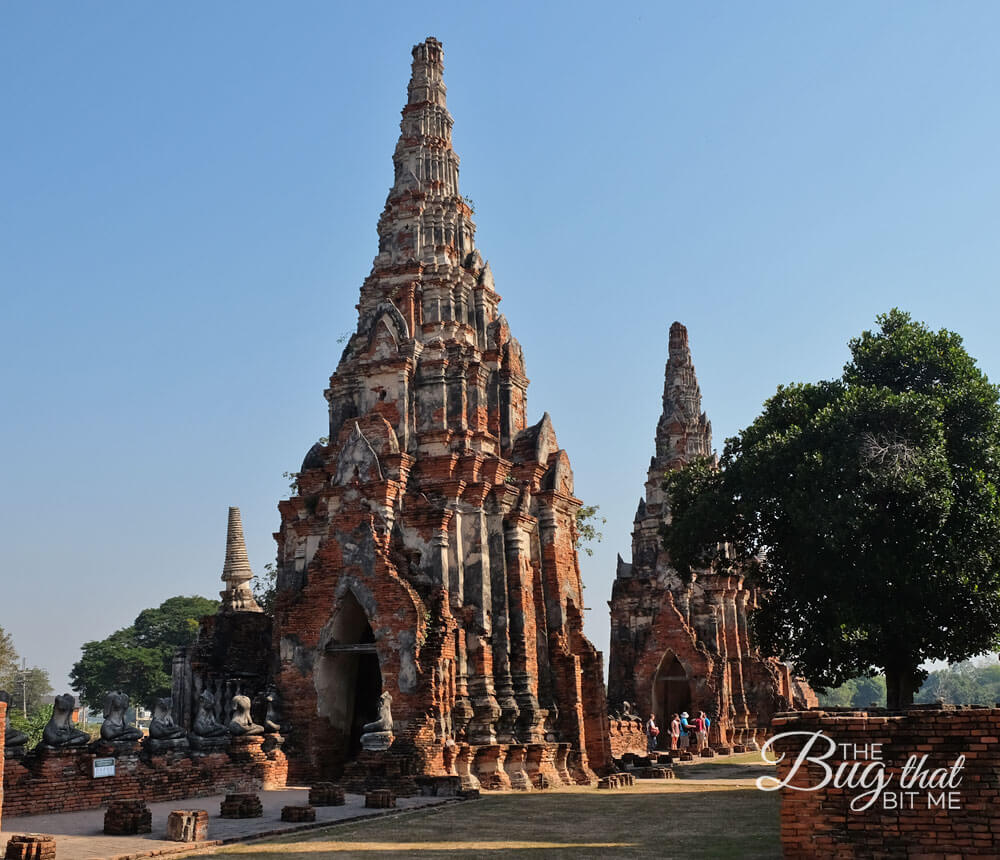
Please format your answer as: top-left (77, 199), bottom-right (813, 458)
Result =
top-left (2, 736), bottom-right (286, 818)
top-left (772, 707), bottom-right (1000, 858)
top-left (219, 792), bottom-right (263, 819)
top-left (104, 799), bottom-right (151, 835)
top-left (166, 809), bottom-right (209, 842)
top-left (308, 783), bottom-right (345, 806)
top-left (3, 834), bottom-right (56, 860)
top-left (280, 805), bottom-right (315, 822)
top-left (364, 789), bottom-right (395, 809)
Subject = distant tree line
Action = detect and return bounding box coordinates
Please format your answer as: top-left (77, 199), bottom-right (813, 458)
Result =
top-left (0, 625), bottom-right (53, 745)
top-left (818, 660), bottom-right (1000, 708)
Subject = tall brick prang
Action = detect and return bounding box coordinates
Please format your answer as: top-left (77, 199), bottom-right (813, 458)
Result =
top-left (607, 322), bottom-right (815, 749)
top-left (271, 37), bottom-right (610, 787)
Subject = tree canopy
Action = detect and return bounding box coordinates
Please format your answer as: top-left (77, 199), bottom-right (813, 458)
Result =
top-left (0, 626), bottom-right (52, 716)
top-left (664, 310), bottom-right (1000, 708)
top-left (70, 595), bottom-right (217, 711)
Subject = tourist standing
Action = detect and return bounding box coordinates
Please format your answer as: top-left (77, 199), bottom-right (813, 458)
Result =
top-left (696, 711), bottom-right (709, 751)
top-left (670, 713), bottom-right (681, 751)
top-left (646, 713), bottom-right (659, 752)
top-left (679, 711), bottom-right (691, 749)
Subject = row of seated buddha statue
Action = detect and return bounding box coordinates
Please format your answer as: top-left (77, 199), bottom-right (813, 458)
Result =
top-left (1, 687), bottom-right (284, 757)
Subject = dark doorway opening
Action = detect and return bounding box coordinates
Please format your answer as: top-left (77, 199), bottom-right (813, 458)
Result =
top-left (652, 653), bottom-right (691, 725)
top-left (315, 591), bottom-right (383, 768)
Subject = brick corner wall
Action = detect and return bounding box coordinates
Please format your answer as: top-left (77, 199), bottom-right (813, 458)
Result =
top-left (772, 706), bottom-right (1000, 857)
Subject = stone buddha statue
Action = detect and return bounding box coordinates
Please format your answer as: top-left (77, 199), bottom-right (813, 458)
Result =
top-left (100, 691), bottom-right (143, 743)
top-left (360, 691), bottom-right (393, 751)
top-left (188, 690), bottom-right (229, 751)
top-left (41, 693), bottom-right (90, 748)
top-left (148, 697), bottom-right (188, 752)
top-left (227, 695), bottom-right (265, 736)
top-left (263, 687), bottom-right (284, 734)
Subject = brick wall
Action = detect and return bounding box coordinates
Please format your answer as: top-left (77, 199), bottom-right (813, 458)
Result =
top-left (772, 707), bottom-right (1000, 857)
top-left (2, 736), bottom-right (286, 819)
top-left (1, 700), bottom-right (5, 833)
top-left (608, 717), bottom-right (649, 759)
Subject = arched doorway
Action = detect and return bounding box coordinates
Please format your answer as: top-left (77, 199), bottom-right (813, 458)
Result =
top-left (652, 652), bottom-right (691, 724)
top-left (315, 591), bottom-right (383, 765)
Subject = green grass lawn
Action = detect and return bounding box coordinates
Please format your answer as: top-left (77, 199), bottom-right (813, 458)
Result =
top-left (202, 759), bottom-right (780, 860)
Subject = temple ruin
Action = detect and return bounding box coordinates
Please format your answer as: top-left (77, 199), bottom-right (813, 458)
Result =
top-left (268, 37), bottom-right (609, 789)
top-left (607, 322), bottom-right (815, 750)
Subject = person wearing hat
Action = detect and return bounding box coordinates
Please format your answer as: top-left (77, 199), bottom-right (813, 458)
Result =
top-left (679, 711), bottom-right (691, 750)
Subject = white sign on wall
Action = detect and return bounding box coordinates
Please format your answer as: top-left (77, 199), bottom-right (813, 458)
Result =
top-left (93, 757), bottom-right (115, 778)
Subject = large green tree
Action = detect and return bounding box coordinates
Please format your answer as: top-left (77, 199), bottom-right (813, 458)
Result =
top-left (70, 595), bottom-right (217, 711)
top-left (664, 310), bottom-right (1000, 709)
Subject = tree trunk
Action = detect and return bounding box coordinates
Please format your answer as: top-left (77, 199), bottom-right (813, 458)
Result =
top-left (884, 662), bottom-right (917, 710)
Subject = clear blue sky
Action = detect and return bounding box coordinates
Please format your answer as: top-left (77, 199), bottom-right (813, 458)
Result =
top-left (3, 2), bottom-right (999, 692)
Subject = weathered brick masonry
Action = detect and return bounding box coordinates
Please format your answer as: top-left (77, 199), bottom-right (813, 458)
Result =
top-left (2, 736), bottom-right (286, 818)
top-left (608, 323), bottom-right (815, 748)
top-left (773, 707), bottom-right (1000, 858)
top-left (271, 37), bottom-right (610, 788)
top-left (1, 700), bottom-right (6, 832)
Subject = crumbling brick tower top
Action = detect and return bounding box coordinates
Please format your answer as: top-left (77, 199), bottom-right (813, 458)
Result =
top-left (608, 323), bottom-right (814, 751)
top-left (272, 37), bottom-right (610, 786)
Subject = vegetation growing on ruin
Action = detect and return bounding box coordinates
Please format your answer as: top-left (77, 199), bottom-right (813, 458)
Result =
top-left (575, 504), bottom-right (606, 557)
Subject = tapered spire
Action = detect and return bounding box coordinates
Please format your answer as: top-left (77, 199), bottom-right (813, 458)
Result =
top-left (374, 37), bottom-right (476, 269)
top-left (220, 506), bottom-right (262, 613)
top-left (655, 322), bottom-right (712, 470)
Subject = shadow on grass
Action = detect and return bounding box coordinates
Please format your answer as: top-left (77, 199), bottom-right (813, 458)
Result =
top-left (215, 784), bottom-right (780, 860)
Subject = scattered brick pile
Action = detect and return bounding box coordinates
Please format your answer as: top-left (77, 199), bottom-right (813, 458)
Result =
top-left (632, 765), bottom-right (674, 780)
top-left (280, 805), bottom-right (316, 822)
top-left (219, 793), bottom-right (263, 819)
top-left (3, 835), bottom-right (56, 860)
top-left (308, 783), bottom-right (345, 806)
top-left (166, 810), bottom-right (209, 842)
top-left (699, 748), bottom-right (716, 758)
top-left (2, 738), bottom-right (287, 817)
top-left (597, 773), bottom-right (635, 789)
top-left (103, 800), bottom-right (152, 835)
top-left (364, 789), bottom-right (395, 809)
top-left (774, 706), bottom-right (1000, 857)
